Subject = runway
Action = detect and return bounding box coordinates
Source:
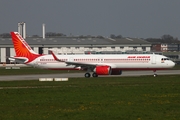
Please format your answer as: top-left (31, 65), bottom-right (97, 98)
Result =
top-left (0, 70), bottom-right (179, 81)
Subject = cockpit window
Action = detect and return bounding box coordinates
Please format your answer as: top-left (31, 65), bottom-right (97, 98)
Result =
top-left (161, 58), bottom-right (170, 61)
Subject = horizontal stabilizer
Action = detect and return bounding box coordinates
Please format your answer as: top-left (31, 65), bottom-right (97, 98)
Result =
top-left (8, 57), bottom-right (28, 64)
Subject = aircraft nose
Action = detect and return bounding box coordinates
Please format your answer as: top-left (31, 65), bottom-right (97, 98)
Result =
top-left (171, 61), bottom-right (175, 67)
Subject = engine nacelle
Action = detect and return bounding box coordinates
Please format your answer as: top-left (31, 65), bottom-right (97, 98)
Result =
top-left (94, 66), bottom-right (111, 75)
top-left (110, 69), bottom-right (122, 75)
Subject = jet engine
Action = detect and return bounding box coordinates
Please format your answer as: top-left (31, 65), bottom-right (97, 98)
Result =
top-left (94, 66), bottom-right (111, 75)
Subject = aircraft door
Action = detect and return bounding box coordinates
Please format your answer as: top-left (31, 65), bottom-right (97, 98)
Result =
top-left (34, 58), bottom-right (40, 67)
top-left (69, 57), bottom-right (74, 62)
top-left (151, 53), bottom-right (156, 64)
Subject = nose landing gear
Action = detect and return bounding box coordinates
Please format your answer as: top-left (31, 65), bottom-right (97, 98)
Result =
top-left (153, 70), bottom-right (157, 77)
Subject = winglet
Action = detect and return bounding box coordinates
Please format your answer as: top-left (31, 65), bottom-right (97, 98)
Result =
top-left (50, 51), bottom-right (64, 62)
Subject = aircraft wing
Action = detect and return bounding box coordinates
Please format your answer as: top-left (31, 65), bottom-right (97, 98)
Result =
top-left (50, 51), bottom-right (104, 68)
top-left (8, 56), bottom-right (28, 64)
top-left (64, 61), bottom-right (97, 67)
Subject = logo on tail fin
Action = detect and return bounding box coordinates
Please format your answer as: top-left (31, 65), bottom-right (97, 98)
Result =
top-left (10, 32), bottom-right (42, 63)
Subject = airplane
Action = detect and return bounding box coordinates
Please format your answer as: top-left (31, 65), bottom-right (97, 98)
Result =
top-left (9, 32), bottom-right (175, 78)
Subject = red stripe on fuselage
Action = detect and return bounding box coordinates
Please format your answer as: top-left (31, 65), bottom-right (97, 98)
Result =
top-left (47, 68), bottom-right (169, 71)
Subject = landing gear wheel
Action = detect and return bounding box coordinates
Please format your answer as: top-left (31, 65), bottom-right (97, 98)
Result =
top-left (153, 74), bottom-right (157, 77)
top-left (92, 72), bottom-right (98, 77)
top-left (153, 70), bottom-right (157, 77)
top-left (85, 73), bottom-right (91, 78)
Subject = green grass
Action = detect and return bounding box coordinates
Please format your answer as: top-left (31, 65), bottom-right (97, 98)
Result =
top-left (0, 76), bottom-right (180, 119)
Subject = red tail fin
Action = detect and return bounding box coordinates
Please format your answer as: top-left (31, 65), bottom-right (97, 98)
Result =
top-left (10, 32), bottom-right (41, 63)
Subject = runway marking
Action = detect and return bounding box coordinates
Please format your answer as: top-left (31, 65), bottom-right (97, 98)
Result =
top-left (0, 85), bottom-right (79, 90)
top-left (0, 86), bottom-right (59, 90)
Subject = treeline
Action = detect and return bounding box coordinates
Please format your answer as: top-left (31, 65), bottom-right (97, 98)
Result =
top-left (110, 34), bottom-right (123, 39)
top-left (146, 34), bottom-right (180, 43)
top-left (45, 32), bottom-right (66, 37)
top-left (0, 33), bottom-right (11, 38)
top-left (0, 32), bottom-right (180, 43)
top-left (0, 32), bottom-right (67, 38)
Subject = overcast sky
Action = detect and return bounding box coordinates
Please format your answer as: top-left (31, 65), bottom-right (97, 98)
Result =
top-left (0, 0), bottom-right (180, 38)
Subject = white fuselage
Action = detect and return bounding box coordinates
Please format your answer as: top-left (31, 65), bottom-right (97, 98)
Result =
top-left (27, 54), bottom-right (175, 71)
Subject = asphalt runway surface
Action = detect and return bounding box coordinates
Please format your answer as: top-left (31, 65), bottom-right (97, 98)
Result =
top-left (0, 70), bottom-right (180, 81)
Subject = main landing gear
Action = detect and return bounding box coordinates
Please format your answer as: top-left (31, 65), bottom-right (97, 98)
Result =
top-left (84, 72), bottom-right (98, 78)
top-left (84, 73), bottom-right (91, 78)
top-left (92, 72), bottom-right (98, 77)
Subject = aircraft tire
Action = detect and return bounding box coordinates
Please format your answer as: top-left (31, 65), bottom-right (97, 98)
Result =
top-left (153, 74), bottom-right (157, 77)
top-left (85, 73), bottom-right (91, 78)
top-left (92, 72), bottom-right (98, 77)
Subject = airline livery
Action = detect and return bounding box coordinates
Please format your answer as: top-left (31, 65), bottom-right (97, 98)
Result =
top-left (10, 32), bottom-right (175, 77)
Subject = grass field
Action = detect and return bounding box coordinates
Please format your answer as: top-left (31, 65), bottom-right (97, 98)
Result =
top-left (0, 76), bottom-right (180, 120)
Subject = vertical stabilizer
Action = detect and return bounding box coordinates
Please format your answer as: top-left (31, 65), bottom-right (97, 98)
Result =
top-left (10, 32), bottom-right (41, 63)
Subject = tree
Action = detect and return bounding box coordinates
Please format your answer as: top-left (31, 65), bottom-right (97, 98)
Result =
top-left (0, 33), bottom-right (11, 38)
top-left (161, 34), bottom-right (174, 41)
top-left (116, 35), bottom-right (122, 38)
top-left (32, 35), bottom-right (40, 37)
top-left (45, 32), bottom-right (66, 37)
top-left (110, 34), bottom-right (116, 38)
top-left (110, 34), bottom-right (122, 39)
